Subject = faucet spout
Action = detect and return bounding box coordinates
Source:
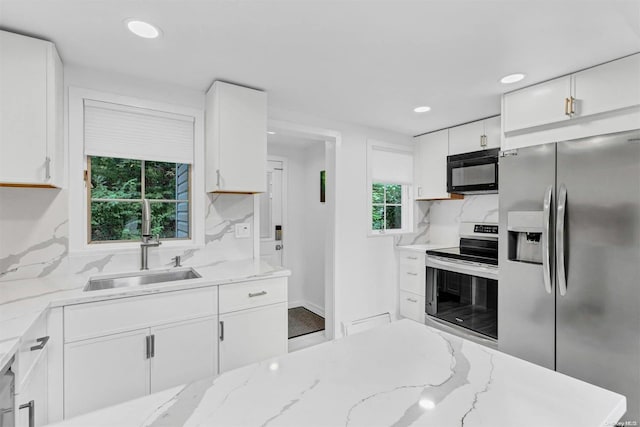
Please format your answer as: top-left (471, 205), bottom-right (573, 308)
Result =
top-left (140, 199), bottom-right (161, 270)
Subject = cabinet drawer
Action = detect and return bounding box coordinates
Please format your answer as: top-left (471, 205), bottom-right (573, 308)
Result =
top-left (399, 263), bottom-right (425, 296)
top-left (398, 251), bottom-right (424, 268)
top-left (64, 287), bottom-right (217, 342)
top-left (399, 291), bottom-right (425, 323)
top-left (16, 311), bottom-right (48, 390)
top-left (219, 277), bottom-right (287, 314)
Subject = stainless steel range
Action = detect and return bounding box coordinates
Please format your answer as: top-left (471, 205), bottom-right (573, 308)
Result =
top-left (425, 222), bottom-right (499, 342)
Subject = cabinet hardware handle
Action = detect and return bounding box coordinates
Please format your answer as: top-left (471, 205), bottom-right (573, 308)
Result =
top-left (564, 98), bottom-right (571, 116)
top-left (248, 291), bottom-right (267, 298)
top-left (480, 135), bottom-right (488, 148)
top-left (455, 317), bottom-right (464, 323)
top-left (216, 169), bottom-right (221, 187)
top-left (30, 336), bottom-right (49, 351)
top-left (219, 321), bottom-right (224, 341)
top-left (145, 336), bottom-right (151, 359)
top-left (407, 298), bottom-right (418, 303)
top-left (45, 157), bottom-right (51, 180)
top-left (19, 400), bottom-right (34, 427)
top-left (406, 256), bottom-right (418, 260)
top-left (406, 272), bottom-right (418, 276)
top-left (569, 96), bottom-right (576, 115)
top-left (417, 186), bottom-right (422, 197)
top-left (150, 334), bottom-right (155, 358)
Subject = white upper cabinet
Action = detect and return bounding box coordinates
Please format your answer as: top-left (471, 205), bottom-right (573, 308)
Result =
top-left (205, 81), bottom-right (267, 193)
top-left (502, 54), bottom-right (640, 149)
top-left (503, 76), bottom-right (572, 133)
top-left (0, 31), bottom-right (63, 187)
top-left (414, 129), bottom-right (459, 200)
top-left (448, 116), bottom-right (500, 156)
top-left (573, 54), bottom-right (640, 118)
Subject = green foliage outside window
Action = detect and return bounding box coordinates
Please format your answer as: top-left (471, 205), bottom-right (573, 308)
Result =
top-left (372, 183), bottom-right (403, 231)
top-left (89, 157), bottom-right (190, 242)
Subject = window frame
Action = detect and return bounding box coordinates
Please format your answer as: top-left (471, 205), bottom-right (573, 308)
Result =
top-left (68, 87), bottom-right (205, 253)
top-left (366, 140), bottom-right (414, 237)
top-left (86, 156), bottom-right (192, 244)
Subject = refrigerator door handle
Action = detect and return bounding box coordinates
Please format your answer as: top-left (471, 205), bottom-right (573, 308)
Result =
top-left (542, 185), bottom-right (553, 294)
top-left (556, 184), bottom-right (568, 296)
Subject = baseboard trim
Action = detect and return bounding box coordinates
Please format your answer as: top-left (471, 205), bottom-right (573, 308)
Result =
top-left (288, 300), bottom-right (325, 318)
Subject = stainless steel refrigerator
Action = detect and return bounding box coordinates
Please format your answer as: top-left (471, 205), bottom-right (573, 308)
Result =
top-left (499, 129), bottom-right (640, 422)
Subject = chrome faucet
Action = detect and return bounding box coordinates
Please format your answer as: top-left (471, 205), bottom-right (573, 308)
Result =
top-left (140, 199), bottom-right (161, 270)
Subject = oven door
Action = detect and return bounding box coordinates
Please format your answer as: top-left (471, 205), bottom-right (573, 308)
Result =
top-left (426, 257), bottom-right (498, 340)
top-left (447, 148), bottom-right (499, 194)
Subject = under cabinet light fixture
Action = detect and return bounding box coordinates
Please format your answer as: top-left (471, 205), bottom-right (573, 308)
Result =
top-left (126, 19), bottom-right (161, 39)
top-left (500, 73), bottom-right (526, 84)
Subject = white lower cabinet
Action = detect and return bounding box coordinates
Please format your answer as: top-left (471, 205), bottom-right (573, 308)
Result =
top-left (150, 317), bottom-right (217, 393)
top-left (399, 290), bottom-right (425, 323)
top-left (16, 348), bottom-right (48, 427)
top-left (64, 329), bottom-right (150, 418)
top-left (219, 303), bottom-right (287, 373)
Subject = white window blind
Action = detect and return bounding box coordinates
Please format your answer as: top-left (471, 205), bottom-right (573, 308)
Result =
top-left (84, 99), bottom-right (195, 164)
top-left (370, 145), bottom-right (413, 184)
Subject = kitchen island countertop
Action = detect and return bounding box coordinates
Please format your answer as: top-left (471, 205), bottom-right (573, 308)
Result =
top-left (46, 319), bottom-right (625, 427)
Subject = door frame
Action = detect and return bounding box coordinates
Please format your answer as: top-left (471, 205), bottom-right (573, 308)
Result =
top-left (254, 120), bottom-right (341, 340)
top-left (259, 156), bottom-right (288, 267)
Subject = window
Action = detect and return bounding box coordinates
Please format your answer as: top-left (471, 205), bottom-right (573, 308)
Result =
top-left (88, 156), bottom-right (190, 242)
top-left (372, 183), bottom-right (405, 231)
top-left (367, 140), bottom-right (413, 235)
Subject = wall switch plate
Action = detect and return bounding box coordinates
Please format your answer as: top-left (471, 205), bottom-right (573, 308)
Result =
top-left (235, 223), bottom-right (251, 239)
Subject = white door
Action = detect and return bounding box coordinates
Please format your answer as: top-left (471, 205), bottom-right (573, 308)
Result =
top-left (64, 329), bottom-right (150, 418)
top-left (219, 303), bottom-right (288, 373)
top-left (150, 317), bottom-right (217, 393)
top-left (259, 160), bottom-right (284, 266)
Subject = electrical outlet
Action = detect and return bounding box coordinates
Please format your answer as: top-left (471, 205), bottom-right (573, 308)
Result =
top-left (234, 223), bottom-right (251, 238)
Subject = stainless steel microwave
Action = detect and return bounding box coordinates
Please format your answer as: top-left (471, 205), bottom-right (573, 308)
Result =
top-left (446, 148), bottom-right (499, 194)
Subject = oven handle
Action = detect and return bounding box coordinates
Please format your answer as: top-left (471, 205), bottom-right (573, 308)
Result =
top-left (426, 256), bottom-right (498, 280)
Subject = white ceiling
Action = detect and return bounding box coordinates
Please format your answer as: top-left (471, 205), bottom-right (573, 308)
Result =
top-left (1, 0), bottom-right (639, 136)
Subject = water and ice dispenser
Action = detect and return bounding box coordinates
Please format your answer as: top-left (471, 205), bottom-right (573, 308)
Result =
top-left (507, 211), bottom-right (544, 264)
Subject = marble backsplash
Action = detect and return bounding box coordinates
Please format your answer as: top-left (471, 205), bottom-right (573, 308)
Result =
top-left (0, 188), bottom-right (254, 283)
top-left (395, 194), bottom-right (499, 247)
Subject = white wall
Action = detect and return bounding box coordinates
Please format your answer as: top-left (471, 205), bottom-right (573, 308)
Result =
top-left (268, 141), bottom-right (326, 315)
top-left (269, 107), bottom-right (413, 336)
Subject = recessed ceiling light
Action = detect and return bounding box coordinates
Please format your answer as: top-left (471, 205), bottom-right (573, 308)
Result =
top-left (267, 131), bottom-right (276, 135)
top-left (126, 19), bottom-right (161, 39)
top-left (500, 73), bottom-right (526, 84)
top-left (413, 106), bottom-right (431, 113)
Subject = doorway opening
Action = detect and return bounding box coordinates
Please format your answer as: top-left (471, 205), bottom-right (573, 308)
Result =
top-left (257, 122), bottom-right (338, 352)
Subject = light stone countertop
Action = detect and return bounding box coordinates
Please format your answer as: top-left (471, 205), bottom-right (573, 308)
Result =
top-left (45, 319), bottom-right (626, 427)
top-left (396, 243), bottom-right (455, 253)
top-left (0, 259), bottom-right (290, 369)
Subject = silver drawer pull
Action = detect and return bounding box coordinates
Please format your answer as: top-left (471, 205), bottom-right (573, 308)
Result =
top-left (30, 336), bottom-right (49, 351)
top-left (406, 272), bottom-right (418, 276)
top-left (406, 298), bottom-right (418, 303)
top-left (406, 256), bottom-right (418, 260)
top-left (249, 291), bottom-right (267, 298)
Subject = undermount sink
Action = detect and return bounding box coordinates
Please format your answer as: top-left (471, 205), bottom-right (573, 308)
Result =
top-left (84, 268), bottom-right (201, 292)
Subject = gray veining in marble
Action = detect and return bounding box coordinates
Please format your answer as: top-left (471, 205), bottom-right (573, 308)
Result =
top-left (205, 212), bottom-right (254, 244)
top-left (145, 378), bottom-right (214, 427)
top-left (460, 350), bottom-right (495, 426)
top-left (261, 379), bottom-right (321, 427)
top-left (75, 254), bottom-right (115, 275)
top-left (0, 220), bottom-right (68, 279)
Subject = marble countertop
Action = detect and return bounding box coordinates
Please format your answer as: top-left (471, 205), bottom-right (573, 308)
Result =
top-left (396, 243), bottom-right (454, 253)
top-left (0, 259), bottom-right (289, 370)
top-left (46, 319), bottom-right (625, 427)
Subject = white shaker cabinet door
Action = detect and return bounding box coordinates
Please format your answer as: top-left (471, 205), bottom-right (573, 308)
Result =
top-left (573, 54), bottom-right (640, 118)
top-left (64, 329), bottom-right (150, 419)
top-left (483, 116), bottom-right (501, 150)
top-left (150, 317), bottom-right (217, 394)
top-left (414, 129), bottom-right (450, 200)
top-left (219, 303), bottom-right (287, 373)
top-left (448, 120), bottom-right (484, 155)
top-left (0, 31), bottom-right (48, 184)
top-left (15, 348), bottom-right (48, 427)
top-left (503, 75), bottom-right (571, 133)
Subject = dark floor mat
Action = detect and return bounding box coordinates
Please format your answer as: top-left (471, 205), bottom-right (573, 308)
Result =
top-left (288, 306), bottom-right (325, 339)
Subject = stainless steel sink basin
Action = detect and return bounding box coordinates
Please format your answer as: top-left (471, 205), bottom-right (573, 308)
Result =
top-left (84, 268), bottom-right (201, 292)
